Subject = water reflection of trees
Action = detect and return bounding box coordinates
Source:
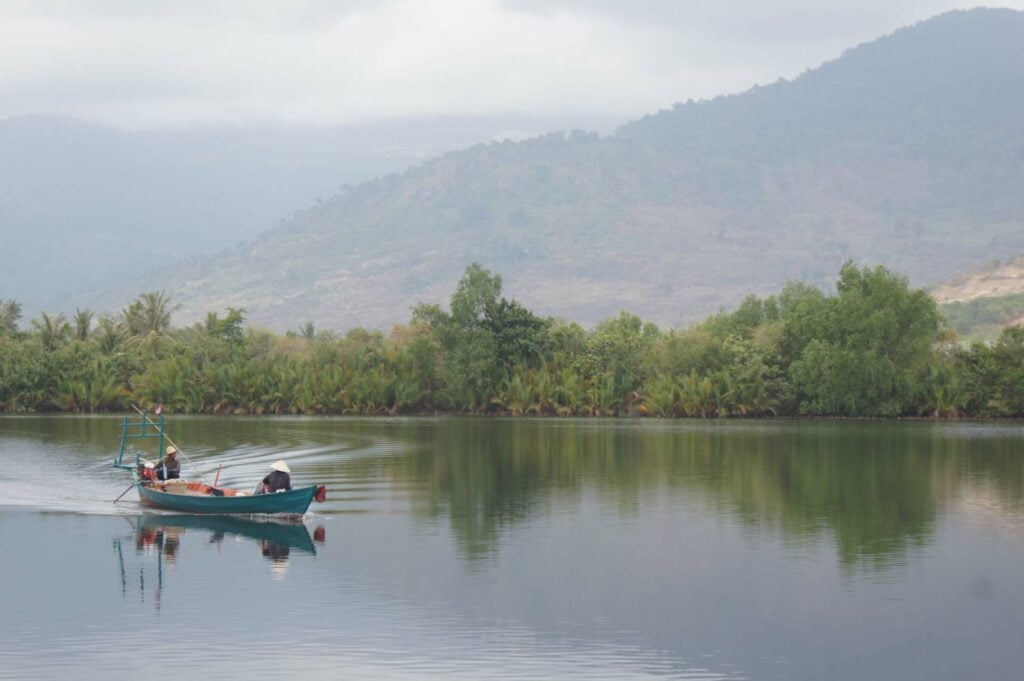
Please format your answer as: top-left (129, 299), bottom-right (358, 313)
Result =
top-left (17, 415), bottom-right (1023, 570)
top-left (399, 420), bottom-right (1024, 569)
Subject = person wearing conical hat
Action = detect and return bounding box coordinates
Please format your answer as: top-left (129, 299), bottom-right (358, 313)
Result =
top-left (260, 460), bottom-right (292, 494)
top-left (155, 445), bottom-right (181, 481)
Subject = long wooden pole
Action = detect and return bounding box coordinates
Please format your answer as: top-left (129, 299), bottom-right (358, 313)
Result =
top-left (132, 404), bottom-right (210, 484)
top-left (112, 481), bottom-right (136, 503)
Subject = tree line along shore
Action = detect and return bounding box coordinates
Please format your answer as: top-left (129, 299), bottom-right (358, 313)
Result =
top-left (1, 262), bottom-right (1022, 418)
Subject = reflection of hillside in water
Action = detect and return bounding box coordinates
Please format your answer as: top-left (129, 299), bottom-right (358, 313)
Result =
top-left (385, 421), bottom-right (1024, 570)
top-left (958, 483), bottom-right (1024, 535)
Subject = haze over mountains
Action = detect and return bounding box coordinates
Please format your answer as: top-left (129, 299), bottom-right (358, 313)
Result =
top-left (1, 112), bottom-right (618, 315)
top-left (8, 8), bottom-right (1024, 332)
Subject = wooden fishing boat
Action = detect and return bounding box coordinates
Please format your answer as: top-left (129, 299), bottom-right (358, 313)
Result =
top-left (113, 409), bottom-right (326, 517)
top-left (137, 479), bottom-right (323, 515)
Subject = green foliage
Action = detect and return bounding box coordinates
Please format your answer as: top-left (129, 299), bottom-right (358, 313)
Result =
top-left (1, 261), bottom-right (1020, 419)
top-left (450, 263), bottom-right (502, 326)
top-left (991, 327), bottom-right (1024, 414)
top-left (0, 336), bottom-right (48, 411)
top-left (123, 291), bottom-right (176, 336)
top-left (32, 312), bottom-right (70, 351)
top-left (484, 298), bottom-right (550, 371)
top-left (940, 293), bottom-right (1024, 340)
top-left (786, 263), bottom-right (940, 416)
top-left (416, 263), bottom-right (549, 411)
top-left (582, 311), bottom-right (659, 402)
top-left (203, 307), bottom-right (246, 343)
top-left (1, 299), bottom-right (23, 335)
top-left (51, 347), bottom-right (126, 413)
top-left (72, 309), bottom-right (94, 341)
top-left (93, 317), bottom-right (129, 356)
top-left (920, 358), bottom-right (966, 418)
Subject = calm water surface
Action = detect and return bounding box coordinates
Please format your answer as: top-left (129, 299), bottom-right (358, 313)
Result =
top-left (1, 416), bottom-right (1022, 680)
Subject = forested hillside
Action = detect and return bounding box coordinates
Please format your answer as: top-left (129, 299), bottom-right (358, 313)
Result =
top-left (1, 113), bottom-right (609, 316)
top-left (150, 8), bottom-right (1024, 332)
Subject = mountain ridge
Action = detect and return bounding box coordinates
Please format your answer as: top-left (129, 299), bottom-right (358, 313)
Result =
top-left (2, 112), bottom-right (619, 316)
top-left (122, 8), bottom-right (1024, 330)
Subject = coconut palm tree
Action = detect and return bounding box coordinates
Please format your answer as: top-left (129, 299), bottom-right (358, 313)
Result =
top-left (314, 364), bottom-right (348, 413)
top-left (0, 299), bottom-right (21, 335)
top-left (32, 312), bottom-right (70, 351)
top-left (124, 291), bottom-right (176, 335)
top-left (586, 373), bottom-right (620, 416)
top-left (133, 355), bottom-right (190, 411)
top-left (51, 356), bottom-right (126, 412)
top-left (499, 369), bottom-right (534, 415)
top-left (923, 363), bottom-right (965, 418)
top-left (528, 369), bottom-right (556, 415)
top-left (392, 377), bottom-right (427, 415)
top-left (73, 309), bottom-right (94, 341)
top-left (641, 375), bottom-right (680, 417)
top-left (93, 317), bottom-right (129, 355)
top-left (553, 366), bottom-right (584, 416)
top-left (680, 371), bottom-right (716, 418)
top-left (713, 370), bottom-right (738, 417)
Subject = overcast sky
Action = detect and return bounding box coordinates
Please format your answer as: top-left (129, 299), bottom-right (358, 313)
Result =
top-left (1, 1), bottom-right (1020, 130)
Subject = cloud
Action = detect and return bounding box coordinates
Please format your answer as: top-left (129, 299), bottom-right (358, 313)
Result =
top-left (0, 1), bottom-right (1019, 129)
top-left (505, 0), bottom-right (979, 41)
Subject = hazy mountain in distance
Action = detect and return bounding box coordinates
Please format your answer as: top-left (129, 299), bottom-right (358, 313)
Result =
top-left (74, 8), bottom-right (1024, 330)
top-left (0, 112), bottom-right (620, 317)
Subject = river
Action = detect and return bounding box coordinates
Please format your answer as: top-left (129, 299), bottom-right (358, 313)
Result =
top-left (1, 416), bottom-right (1022, 680)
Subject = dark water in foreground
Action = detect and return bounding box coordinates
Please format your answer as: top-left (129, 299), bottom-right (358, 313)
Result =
top-left (1, 416), bottom-right (1022, 680)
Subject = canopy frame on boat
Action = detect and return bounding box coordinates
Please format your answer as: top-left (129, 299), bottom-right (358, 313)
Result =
top-left (113, 411), bottom-right (166, 472)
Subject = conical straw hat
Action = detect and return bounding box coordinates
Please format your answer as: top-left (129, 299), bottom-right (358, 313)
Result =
top-left (271, 460), bottom-right (291, 473)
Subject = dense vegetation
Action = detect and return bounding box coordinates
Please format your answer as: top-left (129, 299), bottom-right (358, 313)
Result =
top-left (2, 262), bottom-right (1022, 418)
top-left (940, 294), bottom-right (1024, 341)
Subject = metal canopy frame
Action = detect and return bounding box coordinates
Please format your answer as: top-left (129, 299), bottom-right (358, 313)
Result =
top-left (113, 412), bottom-right (166, 471)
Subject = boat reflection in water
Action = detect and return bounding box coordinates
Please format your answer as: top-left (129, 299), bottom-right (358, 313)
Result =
top-left (114, 514), bottom-right (326, 607)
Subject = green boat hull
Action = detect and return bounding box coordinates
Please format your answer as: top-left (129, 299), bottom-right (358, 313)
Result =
top-left (137, 483), bottom-right (318, 516)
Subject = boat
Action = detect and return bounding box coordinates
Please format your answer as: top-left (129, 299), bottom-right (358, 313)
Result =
top-left (113, 409), bottom-right (326, 516)
top-left (136, 478), bottom-right (324, 515)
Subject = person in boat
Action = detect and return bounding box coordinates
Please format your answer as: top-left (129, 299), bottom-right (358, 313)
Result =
top-left (259, 460), bottom-right (292, 493)
top-left (155, 446), bottom-right (181, 481)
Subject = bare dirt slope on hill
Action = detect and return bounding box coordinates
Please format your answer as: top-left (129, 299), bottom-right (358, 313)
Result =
top-left (931, 257), bottom-right (1024, 303)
